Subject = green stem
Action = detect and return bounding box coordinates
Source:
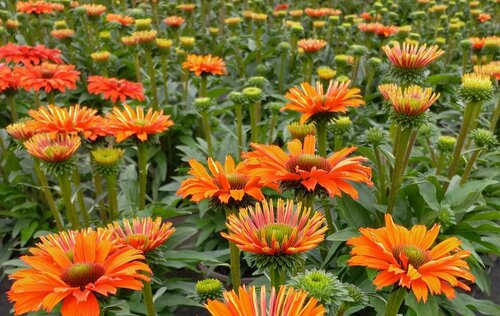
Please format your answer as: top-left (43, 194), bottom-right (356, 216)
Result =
top-left (160, 55), bottom-right (169, 104)
top-left (72, 168), bottom-right (89, 226)
top-left (142, 280), bottom-right (156, 316)
top-left (315, 120), bottom-right (328, 157)
top-left (199, 75), bottom-right (208, 98)
top-left (144, 48), bottom-right (159, 110)
top-left (435, 153), bottom-right (445, 175)
top-left (304, 56), bottom-right (313, 83)
top-left (255, 27), bottom-right (263, 64)
top-left (268, 112), bottom-right (277, 144)
top-left (351, 57), bottom-right (360, 86)
top-left (323, 201), bottom-right (335, 234)
top-left (335, 302), bottom-right (349, 316)
top-left (460, 149), bottom-right (482, 184)
top-left (150, 0), bottom-right (160, 30)
top-left (250, 101), bottom-right (260, 143)
top-left (334, 135), bottom-right (343, 151)
top-left (58, 174), bottom-right (80, 228)
top-left (365, 70), bottom-right (375, 94)
top-left (106, 174), bottom-right (118, 221)
top-left (446, 102), bottom-right (479, 182)
top-left (235, 104), bottom-right (243, 149)
top-left (425, 137), bottom-right (437, 167)
top-left (201, 110), bottom-right (213, 157)
top-left (384, 287), bottom-right (407, 316)
top-left (374, 145), bottom-right (387, 205)
top-left (270, 267), bottom-right (286, 289)
top-left (137, 143), bottom-right (148, 210)
top-left (489, 95), bottom-right (500, 132)
top-left (34, 160), bottom-right (63, 230)
top-left (464, 103), bottom-right (483, 150)
top-left (6, 95), bottom-right (17, 121)
top-left (224, 208), bottom-right (241, 291)
top-left (278, 51), bottom-right (287, 93)
top-left (133, 51), bottom-right (142, 83)
top-left (387, 126), bottom-right (413, 214)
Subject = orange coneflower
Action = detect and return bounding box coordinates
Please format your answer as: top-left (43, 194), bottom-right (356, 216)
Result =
top-left (177, 155), bottom-right (267, 207)
top-left (470, 37), bottom-right (486, 50)
top-left (50, 2), bottom-right (64, 12)
top-left (106, 13), bottom-right (135, 26)
top-left (304, 8), bottom-right (330, 18)
top-left (347, 214), bottom-right (475, 302)
top-left (24, 133), bottom-right (81, 162)
top-left (16, 0), bottom-right (53, 14)
top-left (360, 12), bottom-right (373, 20)
top-left (177, 3), bottom-right (196, 12)
top-left (297, 39), bottom-right (327, 53)
top-left (15, 62), bottom-right (80, 93)
top-left (108, 217), bottom-right (175, 253)
top-left (474, 61), bottom-right (500, 80)
top-left (242, 135), bottom-right (372, 199)
top-left (478, 13), bottom-right (491, 22)
top-left (79, 4), bottom-right (106, 17)
top-left (6, 121), bottom-right (36, 142)
top-left (0, 64), bottom-right (18, 92)
top-left (0, 43), bottom-right (63, 65)
top-left (282, 80), bottom-right (365, 124)
top-left (8, 230), bottom-right (150, 316)
top-left (274, 4), bottom-right (289, 11)
top-left (359, 22), bottom-right (398, 37)
top-left (51, 28), bottom-right (75, 39)
top-left (206, 285), bottom-right (326, 316)
top-left (378, 83), bottom-right (399, 100)
top-left (106, 104), bottom-right (174, 142)
top-left (163, 16), bottom-right (185, 27)
top-left (87, 75), bottom-right (145, 102)
top-left (382, 42), bottom-right (445, 68)
top-left (221, 199), bottom-right (327, 256)
top-left (387, 85), bottom-right (439, 116)
top-left (182, 54), bottom-right (226, 77)
top-left (26, 104), bottom-right (106, 140)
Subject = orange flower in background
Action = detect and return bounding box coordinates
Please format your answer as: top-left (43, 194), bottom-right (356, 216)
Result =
top-left (282, 80), bottom-right (365, 124)
top-left (206, 285), bottom-right (326, 316)
top-left (474, 61), bottom-right (500, 80)
top-left (347, 214), bottom-right (475, 302)
top-left (6, 121), bottom-right (36, 142)
top-left (297, 38), bottom-right (327, 53)
top-left (79, 4), bottom-right (106, 16)
top-left (382, 42), bottom-right (445, 68)
top-left (182, 54), bottom-right (226, 76)
top-left (109, 217), bottom-right (175, 253)
top-left (360, 12), bottom-right (373, 20)
top-left (387, 85), bottom-right (439, 116)
top-left (24, 133), bottom-right (81, 162)
top-left (242, 135), bottom-right (372, 199)
top-left (0, 43), bottom-right (63, 65)
top-left (51, 29), bottom-right (75, 39)
top-left (221, 199), bottom-right (327, 256)
top-left (8, 230), bottom-right (150, 316)
top-left (106, 13), bottom-right (135, 26)
top-left (177, 3), bottom-right (196, 12)
top-left (16, 1), bottom-right (53, 14)
top-left (26, 104), bottom-right (106, 140)
top-left (177, 155), bottom-right (267, 206)
top-left (0, 64), bottom-right (18, 92)
top-left (15, 62), bottom-right (80, 93)
top-left (87, 76), bottom-right (145, 102)
top-left (50, 2), bottom-right (64, 12)
top-left (106, 104), bottom-right (174, 142)
top-left (163, 16), bottom-right (185, 27)
top-left (378, 83), bottom-right (399, 100)
top-left (304, 8), bottom-right (330, 18)
top-left (359, 23), bottom-right (398, 37)
top-left (470, 37), bottom-right (486, 50)
top-left (478, 13), bottom-right (491, 22)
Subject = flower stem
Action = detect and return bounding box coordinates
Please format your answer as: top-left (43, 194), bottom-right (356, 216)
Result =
top-left (270, 267), bottom-right (286, 289)
top-left (58, 174), bottom-right (80, 228)
top-left (224, 207), bottom-right (241, 291)
top-left (387, 126), bottom-right (413, 214)
top-left (249, 101), bottom-right (260, 143)
top-left (460, 149), bottom-right (482, 184)
top-left (446, 102), bottom-right (479, 183)
top-left (144, 48), bottom-right (159, 110)
top-left (201, 110), bottom-right (213, 157)
top-left (268, 111), bottom-right (277, 144)
top-left (106, 174), bottom-right (118, 221)
top-left (373, 145), bottom-right (387, 205)
top-left (72, 168), bottom-right (89, 226)
top-left (278, 51), bottom-right (287, 93)
top-left (199, 75), bottom-right (208, 98)
top-left (235, 104), bottom-right (243, 149)
top-left (304, 56), bottom-right (313, 83)
top-left (315, 119), bottom-right (328, 157)
top-left (489, 95), bottom-right (500, 132)
top-left (351, 56), bottom-right (360, 86)
top-left (435, 153), bottom-right (445, 175)
top-left (142, 280), bottom-right (157, 316)
top-left (137, 143), bottom-right (148, 210)
top-left (384, 287), bottom-right (407, 316)
top-left (7, 95), bottom-right (17, 122)
top-left (133, 51), bottom-right (142, 83)
top-left (93, 173), bottom-right (107, 223)
top-left (159, 55), bottom-right (169, 104)
top-left (34, 159), bottom-right (63, 230)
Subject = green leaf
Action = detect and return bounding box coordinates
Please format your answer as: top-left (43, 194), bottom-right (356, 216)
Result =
top-left (405, 292), bottom-right (438, 316)
top-left (417, 181), bottom-right (439, 211)
top-left (327, 227), bottom-right (359, 242)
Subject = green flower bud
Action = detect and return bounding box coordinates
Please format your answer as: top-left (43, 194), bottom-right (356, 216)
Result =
top-left (278, 42), bottom-right (291, 52)
top-left (348, 44), bottom-right (368, 57)
top-left (193, 279), bottom-right (224, 304)
top-left (126, 8), bottom-right (145, 19)
top-left (336, 75), bottom-right (350, 83)
top-left (255, 64), bottom-right (271, 76)
top-left (0, 10), bottom-right (10, 20)
top-left (266, 102), bottom-right (282, 113)
top-left (368, 57), bottom-right (382, 70)
top-left (345, 283), bottom-right (369, 307)
top-left (73, 6), bottom-right (87, 16)
top-left (194, 97), bottom-right (212, 112)
top-left (242, 87), bottom-right (263, 103)
top-left (291, 24), bottom-right (304, 35)
top-left (418, 125), bottom-right (433, 138)
top-left (408, 32), bottom-right (421, 41)
top-left (459, 39), bottom-right (472, 50)
top-left (91, 148), bottom-right (125, 176)
top-left (437, 203), bottom-right (456, 229)
top-left (366, 127), bottom-right (386, 146)
top-left (287, 122), bottom-right (316, 141)
top-left (330, 116), bottom-right (352, 135)
top-left (228, 91), bottom-right (246, 105)
top-left (469, 128), bottom-right (497, 148)
top-left (436, 136), bottom-right (456, 153)
top-left (329, 16), bottom-right (340, 25)
top-left (459, 73), bottom-right (494, 103)
top-left (334, 54), bottom-right (349, 67)
top-left (248, 76), bottom-right (269, 89)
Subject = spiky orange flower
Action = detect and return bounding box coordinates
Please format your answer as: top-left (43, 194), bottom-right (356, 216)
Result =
top-left (382, 42), bottom-right (444, 69)
top-left (87, 76), bottom-right (145, 102)
top-left (222, 199), bottom-right (327, 256)
top-left (51, 29), bottom-right (76, 39)
top-left (474, 61), bottom-right (500, 80)
top-left (106, 13), bottom-right (135, 26)
top-left (182, 54), bottom-right (226, 76)
top-left (24, 133), bottom-right (81, 162)
top-left (297, 39), bottom-right (327, 53)
top-left (470, 37), bottom-right (486, 50)
top-left (242, 135), bottom-right (372, 199)
top-left (387, 85), bottom-right (439, 116)
top-left (106, 104), bottom-right (174, 142)
top-left (282, 80), bottom-right (365, 124)
top-left (206, 285), bottom-right (326, 316)
top-left (358, 23), bottom-right (399, 37)
top-left (378, 83), bottom-right (399, 100)
top-left (108, 217), bottom-right (175, 253)
top-left (304, 8), bottom-right (330, 18)
top-left (26, 104), bottom-right (106, 140)
top-left (347, 214), bottom-right (475, 302)
top-left (0, 43), bottom-right (63, 65)
top-left (15, 62), bottom-right (80, 93)
top-left (0, 64), bottom-right (18, 92)
top-left (177, 155), bottom-right (267, 206)
top-left (8, 230), bottom-right (150, 316)
top-left (163, 16), bottom-right (185, 27)
top-left (478, 13), bottom-right (491, 22)
top-left (79, 4), bottom-right (106, 16)
top-left (16, 1), bottom-right (53, 14)
top-left (6, 121), bottom-right (36, 142)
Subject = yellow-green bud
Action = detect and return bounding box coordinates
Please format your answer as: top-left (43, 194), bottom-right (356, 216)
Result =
top-left (436, 136), bottom-right (456, 153)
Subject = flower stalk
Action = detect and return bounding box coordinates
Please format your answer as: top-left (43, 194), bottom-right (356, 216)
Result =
top-left (224, 207), bottom-right (241, 291)
top-left (72, 168), bottom-right (89, 226)
top-left (315, 119), bottom-right (329, 157)
top-left (137, 143), bottom-right (148, 210)
top-left (142, 277), bottom-right (156, 316)
top-left (270, 267), bottom-right (286, 289)
top-left (57, 174), bottom-right (80, 228)
top-left (144, 48), bottom-right (159, 110)
top-left (34, 159), bottom-right (63, 230)
top-left (384, 287), bottom-right (407, 316)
